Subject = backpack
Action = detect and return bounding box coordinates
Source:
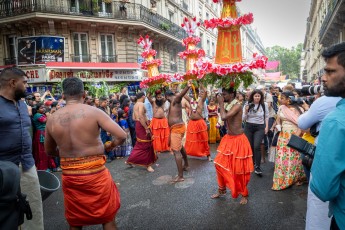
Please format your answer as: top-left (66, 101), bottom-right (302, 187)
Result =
top-left (0, 161), bottom-right (32, 229)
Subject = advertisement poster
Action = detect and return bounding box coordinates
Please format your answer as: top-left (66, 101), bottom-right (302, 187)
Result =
top-left (17, 36), bottom-right (65, 65)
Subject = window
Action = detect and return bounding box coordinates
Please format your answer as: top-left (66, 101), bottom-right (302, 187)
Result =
top-left (98, 0), bottom-right (112, 15)
top-left (5, 36), bottom-right (16, 65)
top-left (70, 0), bottom-right (80, 13)
top-left (211, 42), bottom-right (215, 57)
top-left (169, 11), bottom-right (174, 22)
top-left (100, 34), bottom-right (115, 62)
top-left (73, 33), bottom-right (89, 62)
top-left (170, 49), bottom-right (177, 71)
top-left (207, 39), bottom-right (210, 56)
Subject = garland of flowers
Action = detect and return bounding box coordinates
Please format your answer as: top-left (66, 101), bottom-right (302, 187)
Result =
top-left (140, 59), bottom-right (162, 70)
top-left (141, 50), bottom-right (157, 59)
top-left (212, 0), bottom-right (242, 3)
top-left (178, 49), bottom-right (205, 59)
top-left (182, 37), bottom-right (201, 47)
top-left (139, 73), bottom-right (171, 88)
top-left (204, 13), bottom-right (253, 29)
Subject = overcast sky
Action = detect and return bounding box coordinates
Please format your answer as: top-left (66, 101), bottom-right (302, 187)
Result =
top-left (237, 0), bottom-right (311, 49)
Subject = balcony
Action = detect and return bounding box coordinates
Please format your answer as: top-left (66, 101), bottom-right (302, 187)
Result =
top-left (319, 0), bottom-right (345, 46)
top-left (70, 54), bottom-right (91, 62)
top-left (98, 55), bottom-right (118, 63)
top-left (0, 1), bottom-right (187, 41)
top-left (3, 57), bottom-right (17, 65)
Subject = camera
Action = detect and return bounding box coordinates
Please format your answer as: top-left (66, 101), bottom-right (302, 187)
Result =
top-left (287, 134), bottom-right (316, 170)
top-left (301, 85), bottom-right (323, 96)
top-left (289, 95), bottom-right (315, 105)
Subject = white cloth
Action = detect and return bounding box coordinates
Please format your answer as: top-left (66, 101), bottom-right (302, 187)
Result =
top-left (19, 165), bottom-right (44, 230)
top-left (306, 174), bottom-right (331, 230)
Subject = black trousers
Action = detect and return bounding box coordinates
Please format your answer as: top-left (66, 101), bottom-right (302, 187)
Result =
top-left (264, 117), bottom-right (275, 149)
top-left (330, 216), bottom-right (340, 230)
top-left (244, 122), bottom-right (265, 168)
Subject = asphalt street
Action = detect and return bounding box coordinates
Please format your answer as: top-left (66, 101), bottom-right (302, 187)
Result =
top-left (43, 144), bottom-right (308, 230)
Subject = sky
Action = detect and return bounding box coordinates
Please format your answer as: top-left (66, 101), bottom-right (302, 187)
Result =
top-left (237, 0), bottom-right (312, 49)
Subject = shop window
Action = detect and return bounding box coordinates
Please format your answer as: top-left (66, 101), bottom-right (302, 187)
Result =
top-left (73, 33), bottom-right (89, 62)
top-left (100, 34), bottom-right (115, 62)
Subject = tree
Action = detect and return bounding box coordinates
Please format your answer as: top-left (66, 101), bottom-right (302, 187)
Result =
top-left (265, 43), bottom-right (303, 80)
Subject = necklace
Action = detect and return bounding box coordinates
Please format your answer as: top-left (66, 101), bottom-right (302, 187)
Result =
top-left (225, 99), bottom-right (239, 111)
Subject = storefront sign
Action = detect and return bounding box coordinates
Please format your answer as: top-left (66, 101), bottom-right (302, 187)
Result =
top-left (21, 68), bottom-right (46, 83)
top-left (47, 69), bottom-right (142, 82)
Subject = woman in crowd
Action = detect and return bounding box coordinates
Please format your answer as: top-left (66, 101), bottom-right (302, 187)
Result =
top-left (271, 91), bottom-right (306, 190)
top-left (118, 110), bottom-right (132, 157)
top-left (32, 103), bottom-right (56, 171)
top-left (207, 96), bottom-right (220, 144)
top-left (243, 89), bottom-right (269, 175)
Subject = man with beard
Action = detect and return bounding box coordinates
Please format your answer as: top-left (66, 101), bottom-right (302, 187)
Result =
top-left (165, 81), bottom-right (191, 183)
top-left (310, 42), bottom-right (345, 230)
top-left (147, 90), bottom-right (170, 153)
top-left (211, 87), bottom-right (253, 205)
top-left (0, 67), bottom-right (44, 229)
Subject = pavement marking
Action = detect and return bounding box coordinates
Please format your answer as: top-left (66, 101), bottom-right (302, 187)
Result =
top-left (152, 175), bottom-right (173, 185)
top-left (174, 178), bottom-right (195, 189)
top-left (126, 199), bottom-right (151, 210)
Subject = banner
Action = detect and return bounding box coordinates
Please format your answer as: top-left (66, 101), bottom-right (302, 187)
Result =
top-left (17, 36), bottom-right (65, 65)
top-left (265, 61), bottom-right (280, 70)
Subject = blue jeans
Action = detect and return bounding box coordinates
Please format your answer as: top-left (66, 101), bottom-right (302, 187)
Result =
top-left (244, 122), bottom-right (265, 168)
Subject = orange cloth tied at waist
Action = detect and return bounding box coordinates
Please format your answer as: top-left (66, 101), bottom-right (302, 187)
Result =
top-left (60, 155), bottom-right (120, 226)
top-left (214, 134), bottom-right (254, 198)
top-left (170, 123), bottom-right (186, 151)
top-left (185, 119), bottom-right (210, 157)
top-left (150, 117), bottom-right (170, 152)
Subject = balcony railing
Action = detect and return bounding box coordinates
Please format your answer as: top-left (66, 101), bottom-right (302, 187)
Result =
top-left (319, 0), bottom-right (341, 40)
top-left (3, 57), bottom-right (17, 65)
top-left (0, 1), bottom-right (187, 40)
top-left (70, 54), bottom-right (91, 62)
top-left (98, 55), bottom-right (118, 63)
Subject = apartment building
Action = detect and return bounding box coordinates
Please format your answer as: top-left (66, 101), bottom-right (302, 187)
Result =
top-left (302, 0), bottom-right (345, 83)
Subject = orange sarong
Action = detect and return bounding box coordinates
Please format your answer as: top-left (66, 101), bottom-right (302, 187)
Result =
top-left (151, 117), bottom-right (170, 152)
top-left (185, 119), bottom-right (210, 157)
top-left (60, 155), bottom-right (120, 226)
top-left (214, 134), bottom-right (254, 198)
top-left (170, 123), bottom-right (186, 151)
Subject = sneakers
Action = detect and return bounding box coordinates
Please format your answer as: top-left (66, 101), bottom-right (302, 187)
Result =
top-left (254, 167), bottom-right (263, 175)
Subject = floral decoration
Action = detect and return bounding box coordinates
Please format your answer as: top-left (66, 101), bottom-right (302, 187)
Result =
top-left (141, 49), bottom-right (157, 58)
top-left (204, 13), bottom-right (253, 29)
top-left (178, 49), bottom-right (205, 59)
top-left (140, 59), bottom-right (162, 70)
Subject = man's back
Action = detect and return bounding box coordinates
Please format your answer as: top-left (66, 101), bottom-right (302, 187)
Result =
top-left (133, 102), bottom-right (145, 121)
top-left (47, 104), bottom-right (108, 158)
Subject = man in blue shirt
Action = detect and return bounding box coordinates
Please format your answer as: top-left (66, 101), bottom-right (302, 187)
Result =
top-left (310, 42), bottom-right (345, 230)
top-left (0, 67), bottom-right (43, 229)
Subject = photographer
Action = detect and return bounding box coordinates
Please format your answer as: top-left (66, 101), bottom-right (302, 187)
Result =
top-left (310, 42), bottom-right (345, 230)
top-left (298, 94), bottom-right (340, 230)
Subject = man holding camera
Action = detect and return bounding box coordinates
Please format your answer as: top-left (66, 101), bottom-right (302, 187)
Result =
top-left (310, 42), bottom-right (345, 230)
top-left (298, 91), bottom-right (340, 230)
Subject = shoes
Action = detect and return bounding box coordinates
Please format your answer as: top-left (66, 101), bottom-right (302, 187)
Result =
top-left (254, 167), bottom-right (263, 175)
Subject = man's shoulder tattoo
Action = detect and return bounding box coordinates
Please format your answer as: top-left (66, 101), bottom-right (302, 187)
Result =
top-left (56, 109), bottom-right (86, 126)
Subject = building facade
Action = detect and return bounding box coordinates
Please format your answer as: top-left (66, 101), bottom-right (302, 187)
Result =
top-left (302, 0), bottom-right (345, 83)
top-left (0, 0), bottom-right (265, 90)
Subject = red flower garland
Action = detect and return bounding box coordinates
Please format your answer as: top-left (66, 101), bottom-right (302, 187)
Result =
top-left (182, 37), bottom-right (201, 47)
top-left (178, 49), bottom-right (205, 59)
top-left (204, 13), bottom-right (253, 29)
top-left (140, 74), bottom-right (172, 88)
top-left (140, 59), bottom-right (162, 70)
top-left (141, 49), bottom-right (157, 58)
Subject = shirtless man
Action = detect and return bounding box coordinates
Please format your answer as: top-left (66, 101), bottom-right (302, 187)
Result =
top-left (184, 84), bottom-right (211, 160)
top-left (211, 88), bottom-right (254, 205)
top-left (165, 81), bottom-right (192, 183)
top-left (147, 90), bottom-right (170, 153)
top-left (126, 92), bottom-right (156, 172)
top-left (44, 77), bottom-right (126, 229)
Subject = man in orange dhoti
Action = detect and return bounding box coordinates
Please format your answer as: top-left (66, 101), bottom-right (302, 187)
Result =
top-left (147, 90), bottom-right (170, 153)
top-left (185, 85), bottom-right (211, 160)
top-left (45, 77), bottom-right (127, 229)
top-left (165, 83), bottom-right (191, 182)
top-left (212, 87), bottom-right (254, 205)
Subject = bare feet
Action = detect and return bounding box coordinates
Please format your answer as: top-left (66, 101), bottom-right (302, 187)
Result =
top-left (147, 166), bottom-right (154, 172)
top-left (183, 166), bottom-right (190, 171)
top-left (211, 189), bottom-right (226, 199)
top-left (171, 176), bottom-right (184, 183)
top-left (240, 196), bottom-right (248, 205)
top-left (125, 161), bottom-right (133, 168)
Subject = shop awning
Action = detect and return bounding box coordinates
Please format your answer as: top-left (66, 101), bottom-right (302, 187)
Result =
top-left (45, 62), bottom-right (140, 70)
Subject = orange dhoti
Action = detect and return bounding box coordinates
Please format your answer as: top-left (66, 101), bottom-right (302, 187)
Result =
top-left (60, 155), bottom-right (120, 226)
top-left (151, 117), bottom-right (170, 152)
top-left (214, 134), bottom-right (254, 198)
top-left (170, 123), bottom-right (186, 151)
top-left (185, 119), bottom-right (210, 157)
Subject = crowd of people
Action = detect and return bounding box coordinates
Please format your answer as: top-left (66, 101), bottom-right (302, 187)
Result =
top-left (0, 41), bottom-right (344, 230)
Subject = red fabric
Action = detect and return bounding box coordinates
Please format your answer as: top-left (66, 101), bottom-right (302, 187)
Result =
top-left (214, 134), bottom-right (254, 198)
top-left (62, 168), bottom-right (120, 226)
top-left (151, 117), bottom-right (170, 152)
top-left (33, 130), bottom-right (56, 170)
top-left (170, 123), bottom-right (186, 151)
top-left (127, 121), bottom-right (157, 166)
top-left (185, 119), bottom-right (210, 157)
